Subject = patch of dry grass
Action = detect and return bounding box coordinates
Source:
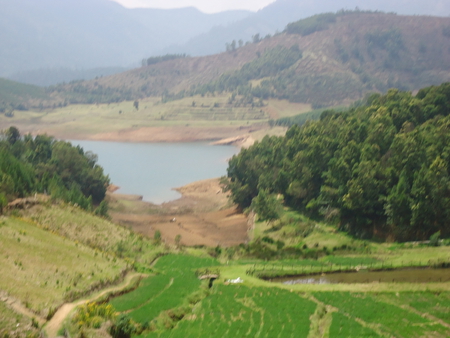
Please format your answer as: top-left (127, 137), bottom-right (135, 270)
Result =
top-left (0, 216), bottom-right (127, 316)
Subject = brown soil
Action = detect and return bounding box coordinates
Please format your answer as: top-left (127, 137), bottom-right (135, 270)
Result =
top-left (88, 126), bottom-right (261, 143)
top-left (107, 178), bottom-right (249, 247)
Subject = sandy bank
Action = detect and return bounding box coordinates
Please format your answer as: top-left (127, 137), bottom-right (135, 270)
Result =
top-left (107, 178), bottom-right (249, 247)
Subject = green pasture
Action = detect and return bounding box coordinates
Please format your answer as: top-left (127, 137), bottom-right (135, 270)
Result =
top-left (0, 301), bottom-right (40, 337)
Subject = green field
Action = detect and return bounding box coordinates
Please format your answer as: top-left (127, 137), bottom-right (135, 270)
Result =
top-left (142, 285), bottom-right (317, 338)
top-left (100, 252), bottom-right (450, 337)
top-left (110, 255), bottom-right (219, 325)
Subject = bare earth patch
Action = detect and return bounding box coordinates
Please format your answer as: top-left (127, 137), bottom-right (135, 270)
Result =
top-left (108, 178), bottom-right (249, 247)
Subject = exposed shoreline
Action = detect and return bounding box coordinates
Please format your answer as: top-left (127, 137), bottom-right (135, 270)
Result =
top-left (107, 177), bottom-right (249, 247)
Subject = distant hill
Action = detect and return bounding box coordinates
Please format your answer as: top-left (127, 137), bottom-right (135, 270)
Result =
top-left (0, 78), bottom-right (56, 111)
top-left (8, 66), bottom-right (131, 87)
top-left (0, 0), bottom-right (251, 78)
top-left (53, 12), bottom-right (450, 108)
top-left (164, 0), bottom-right (450, 57)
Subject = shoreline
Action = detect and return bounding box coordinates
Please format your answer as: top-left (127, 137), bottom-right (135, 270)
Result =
top-left (107, 177), bottom-right (249, 247)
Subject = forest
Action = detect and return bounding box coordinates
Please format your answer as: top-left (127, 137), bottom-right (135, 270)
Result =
top-left (225, 83), bottom-right (450, 241)
top-left (0, 127), bottom-right (109, 213)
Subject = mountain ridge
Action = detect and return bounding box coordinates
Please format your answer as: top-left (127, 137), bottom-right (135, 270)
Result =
top-left (52, 12), bottom-right (450, 108)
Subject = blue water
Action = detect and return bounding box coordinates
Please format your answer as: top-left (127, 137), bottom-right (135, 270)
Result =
top-left (70, 140), bottom-right (238, 204)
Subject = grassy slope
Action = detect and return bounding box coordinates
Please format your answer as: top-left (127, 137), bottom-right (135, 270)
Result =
top-left (0, 301), bottom-right (40, 337)
top-left (0, 216), bottom-right (127, 315)
top-left (0, 77), bottom-right (56, 109)
top-left (24, 204), bottom-right (165, 268)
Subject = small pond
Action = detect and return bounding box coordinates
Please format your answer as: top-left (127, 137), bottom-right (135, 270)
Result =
top-left (273, 268), bottom-right (450, 285)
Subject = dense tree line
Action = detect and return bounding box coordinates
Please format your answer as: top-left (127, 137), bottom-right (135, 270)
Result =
top-left (225, 83), bottom-right (450, 241)
top-left (191, 45), bottom-right (304, 106)
top-left (141, 54), bottom-right (188, 67)
top-left (0, 127), bottom-right (109, 213)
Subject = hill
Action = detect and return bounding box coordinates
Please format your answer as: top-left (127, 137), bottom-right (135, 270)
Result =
top-left (53, 12), bottom-right (450, 108)
top-left (0, 0), bottom-right (251, 78)
top-left (166, 0), bottom-right (450, 57)
top-left (0, 78), bottom-right (57, 111)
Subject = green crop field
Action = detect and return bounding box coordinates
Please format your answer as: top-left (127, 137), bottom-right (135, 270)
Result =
top-left (141, 285), bottom-right (317, 338)
top-left (314, 292), bottom-right (450, 337)
top-left (110, 255), bottom-right (219, 324)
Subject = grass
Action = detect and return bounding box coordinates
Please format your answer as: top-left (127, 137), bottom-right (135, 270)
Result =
top-left (0, 301), bottom-right (40, 337)
top-left (313, 292), bottom-right (450, 337)
top-left (329, 312), bottom-right (382, 337)
top-left (0, 77), bottom-right (49, 106)
top-left (24, 204), bottom-right (165, 267)
top-left (0, 95), bottom-right (311, 139)
top-left (0, 216), bottom-right (127, 315)
top-left (110, 254), bottom-right (219, 324)
top-left (141, 284), bottom-right (317, 338)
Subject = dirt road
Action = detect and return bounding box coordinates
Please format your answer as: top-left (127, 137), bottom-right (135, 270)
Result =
top-left (44, 273), bottom-right (145, 338)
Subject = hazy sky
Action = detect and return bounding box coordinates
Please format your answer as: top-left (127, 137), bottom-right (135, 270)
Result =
top-left (111, 0), bottom-right (275, 13)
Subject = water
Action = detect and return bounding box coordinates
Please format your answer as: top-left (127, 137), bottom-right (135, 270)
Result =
top-left (70, 140), bottom-right (238, 204)
top-left (273, 268), bottom-right (450, 285)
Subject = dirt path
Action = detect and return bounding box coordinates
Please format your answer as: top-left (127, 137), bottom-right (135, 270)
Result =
top-left (0, 295), bottom-right (46, 327)
top-left (44, 272), bottom-right (146, 338)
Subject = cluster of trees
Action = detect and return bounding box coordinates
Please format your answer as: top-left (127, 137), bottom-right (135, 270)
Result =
top-left (225, 83), bottom-right (450, 241)
top-left (141, 54), bottom-right (188, 67)
top-left (285, 13), bottom-right (337, 36)
top-left (194, 45), bottom-right (302, 100)
top-left (49, 81), bottom-right (134, 105)
top-left (0, 127), bottom-right (109, 214)
top-left (224, 33), bottom-right (274, 52)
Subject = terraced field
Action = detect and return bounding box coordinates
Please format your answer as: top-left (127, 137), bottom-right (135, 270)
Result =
top-left (141, 285), bottom-right (317, 338)
top-left (314, 292), bottom-right (450, 338)
top-left (110, 255), bottom-right (219, 325)
top-left (108, 254), bottom-right (450, 338)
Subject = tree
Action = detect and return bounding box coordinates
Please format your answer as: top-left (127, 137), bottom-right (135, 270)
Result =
top-left (133, 100), bottom-right (139, 110)
top-left (0, 192), bottom-right (7, 214)
top-left (252, 34), bottom-right (261, 43)
top-left (94, 200), bottom-right (109, 218)
top-left (175, 234), bottom-right (182, 248)
top-left (4, 126), bottom-right (20, 145)
top-left (110, 314), bottom-right (135, 338)
top-left (231, 40), bottom-right (236, 51)
top-left (153, 230), bottom-right (162, 245)
top-left (251, 189), bottom-right (281, 222)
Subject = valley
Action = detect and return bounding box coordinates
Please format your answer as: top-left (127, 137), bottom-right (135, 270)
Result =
top-left (1, 7), bottom-right (450, 338)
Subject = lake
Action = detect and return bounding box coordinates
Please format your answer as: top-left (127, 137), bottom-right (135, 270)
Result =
top-left (71, 140), bottom-right (239, 204)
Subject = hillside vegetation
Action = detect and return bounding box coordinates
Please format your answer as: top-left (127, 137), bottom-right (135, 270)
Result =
top-left (0, 78), bottom-right (56, 112)
top-left (225, 82), bottom-right (450, 241)
top-left (51, 12), bottom-right (450, 109)
top-left (0, 127), bottom-right (109, 212)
